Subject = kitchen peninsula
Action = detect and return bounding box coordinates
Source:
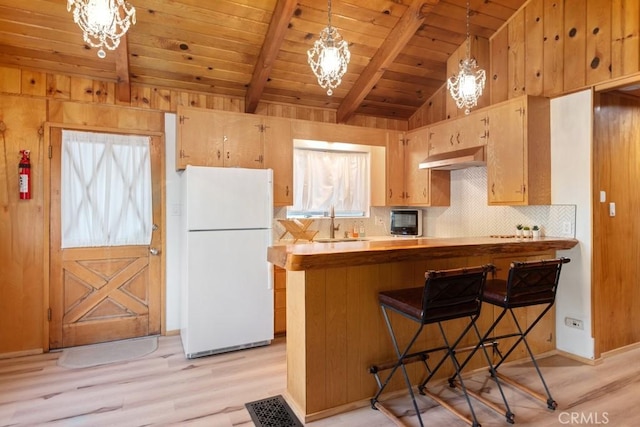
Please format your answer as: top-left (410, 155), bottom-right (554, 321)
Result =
top-left (267, 236), bottom-right (578, 422)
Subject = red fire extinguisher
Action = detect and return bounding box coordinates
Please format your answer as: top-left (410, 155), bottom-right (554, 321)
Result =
top-left (19, 149), bottom-right (31, 200)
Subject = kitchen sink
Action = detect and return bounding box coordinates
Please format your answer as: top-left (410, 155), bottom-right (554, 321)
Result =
top-left (313, 237), bottom-right (369, 243)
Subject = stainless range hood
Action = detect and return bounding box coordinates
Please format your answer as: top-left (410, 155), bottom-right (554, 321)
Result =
top-left (418, 146), bottom-right (486, 171)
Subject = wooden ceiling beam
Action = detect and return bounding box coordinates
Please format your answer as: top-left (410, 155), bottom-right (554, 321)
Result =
top-left (115, 33), bottom-right (131, 103)
top-left (245, 0), bottom-right (298, 114)
top-left (336, 0), bottom-right (440, 123)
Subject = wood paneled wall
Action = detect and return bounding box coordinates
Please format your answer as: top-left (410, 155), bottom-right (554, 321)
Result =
top-left (409, 0), bottom-right (640, 130)
top-left (0, 66), bottom-right (407, 132)
top-left (0, 95), bottom-right (46, 356)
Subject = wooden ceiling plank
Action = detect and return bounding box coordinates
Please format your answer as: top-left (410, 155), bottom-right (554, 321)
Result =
top-left (245, 0), bottom-right (297, 113)
top-left (336, 0), bottom-right (440, 123)
top-left (130, 64), bottom-right (249, 91)
top-left (115, 33), bottom-right (131, 103)
top-left (133, 76), bottom-right (247, 98)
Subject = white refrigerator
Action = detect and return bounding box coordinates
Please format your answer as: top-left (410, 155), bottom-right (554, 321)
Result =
top-left (180, 165), bottom-right (274, 359)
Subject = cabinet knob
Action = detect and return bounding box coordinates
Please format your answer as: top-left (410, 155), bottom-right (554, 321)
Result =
top-left (217, 150), bottom-right (221, 159)
top-left (491, 183), bottom-right (495, 195)
top-left (226, 151), bottom-right (230, 159)
top-left (149, 248), bottom-right (160, 256)
top-left (388, 188), bottom-right (392, 199)
top-left (286, 185), bottom-right (289, 196)
top-left (449, 135), bottom-right (454, 146)
top-left (423, 188), bottom-right (427, 197)
top-left (456, 132), bottom-right (461, 144)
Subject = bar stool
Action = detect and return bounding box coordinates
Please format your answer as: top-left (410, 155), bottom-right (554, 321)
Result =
top-left (452, 257), bottom-right (571, 423)
top-left (369, 264), bottom-right (494, 427)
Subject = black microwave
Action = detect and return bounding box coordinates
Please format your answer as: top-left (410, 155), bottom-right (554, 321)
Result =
top-left (390, 209), bottom-right (423, 237)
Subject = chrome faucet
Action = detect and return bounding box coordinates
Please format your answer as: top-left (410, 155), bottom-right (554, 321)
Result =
top-left (329, 206), bottom-right (340, 239)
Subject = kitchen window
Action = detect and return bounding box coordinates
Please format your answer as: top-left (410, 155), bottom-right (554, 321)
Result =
top-left (288, 140), bottom-right (371, 218)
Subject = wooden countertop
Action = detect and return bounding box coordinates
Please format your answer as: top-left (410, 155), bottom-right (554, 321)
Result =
top-left (267, 236), bottom-right (579, 271)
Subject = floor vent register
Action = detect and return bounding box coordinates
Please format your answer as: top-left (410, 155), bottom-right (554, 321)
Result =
top-left (244, 395), bottom-right (303, 427)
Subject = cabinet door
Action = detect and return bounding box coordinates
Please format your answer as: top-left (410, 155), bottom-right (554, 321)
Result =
top-left (428, 114), bottom-right (488, 156)
top-left (224, 113), bottom-right (263, 168)
top-left (428, 120), bottom-right (455, 156)
top-left (404, 128), bottom-right (431, 205)
top-left (176, 106), bottom-right (224, 169)
top-left (263, 117), bottom-right (293, 206)
top-left (456, 112), bottom-right (488, 150)
top-left (386, 132), bottom-right (405, 206)
top-left (274, 266), bottom-right (286, 335)
top-left (487, 99), bottom-right (526, 204)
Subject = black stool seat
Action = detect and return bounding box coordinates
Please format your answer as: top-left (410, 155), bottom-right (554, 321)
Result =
top-left (379, 286), bottom-right (485, 323)
top-left (370, 264), bottom-right (494, 427)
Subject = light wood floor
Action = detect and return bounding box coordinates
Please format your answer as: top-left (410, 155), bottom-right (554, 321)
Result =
top-left (1, 335), bottom-right (639, 426)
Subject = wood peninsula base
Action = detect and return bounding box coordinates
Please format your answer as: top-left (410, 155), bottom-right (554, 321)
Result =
top-left (267, 237), bottom-right (578, 422)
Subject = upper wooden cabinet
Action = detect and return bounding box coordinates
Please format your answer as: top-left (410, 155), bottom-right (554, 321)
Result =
top-left (386, 128), bottom-right (450, 207)
top-left (177, 106), bottom-right (262, 169)
top-left (487, 96), bottom-right (550, 205)
top-left (386, 131), bottom-right (405, 206)
top-left (263, 116), bottom-right (293, 206)
top-left (176, 106), bottom-right (225, 169)
top-left (428, 112), bottom-right (489, 156)
top-left (176, 106), bottom-right (294, 206)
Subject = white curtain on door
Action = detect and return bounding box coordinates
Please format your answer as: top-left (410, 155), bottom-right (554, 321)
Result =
top-left (61, 130), bottom-right (152, 248)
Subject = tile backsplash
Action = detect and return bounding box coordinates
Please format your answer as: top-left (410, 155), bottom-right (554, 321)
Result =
top-left (274, 166), bottom-right (576, 241)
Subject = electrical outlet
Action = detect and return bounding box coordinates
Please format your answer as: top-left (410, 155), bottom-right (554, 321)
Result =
top-left (375, 216), bottom-right (385, 226)
top-left (565, 317), bottom-right (584, 330)
top-left (562, 221), bottom-right (572, 235)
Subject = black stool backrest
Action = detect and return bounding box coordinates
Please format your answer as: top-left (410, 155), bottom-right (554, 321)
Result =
top-left (504, 257), bottom-right (570, 308)
top-left (421, 265), bottom-right (494, 324)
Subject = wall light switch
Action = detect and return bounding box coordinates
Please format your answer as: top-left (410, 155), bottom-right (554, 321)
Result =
top-left (609, 202), bottom-right (616, 217)
top-left (600, 191), bottom-right (606, 203)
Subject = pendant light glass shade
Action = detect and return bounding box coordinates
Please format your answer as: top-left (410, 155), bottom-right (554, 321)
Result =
top-left (67, 0), bottom-right (136, 58)
top-left (307, 0), bottom-right (350, 96)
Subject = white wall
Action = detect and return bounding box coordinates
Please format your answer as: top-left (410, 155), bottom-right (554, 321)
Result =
top-left (164, 113), bottom-right (181, 332)
top-left (551, 90), bottom-right (594, 359)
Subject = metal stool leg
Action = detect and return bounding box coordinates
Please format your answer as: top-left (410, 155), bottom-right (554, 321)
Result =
top-left (371, 306), bottom-right (427, 426)
top-left (492, 306), bottom-right (557, 410)
top-left (449, 314), bottom-right (515, 424)
top-left (419, 319), bottom-right (482, 427)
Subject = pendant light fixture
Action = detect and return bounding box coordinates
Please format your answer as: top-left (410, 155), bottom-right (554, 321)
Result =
top-left (67, 0), bottom-right (136, 59)
top-left (307, 0), bottom-right (350, 96)
top-left (447, 0), bottom-right (486, 115)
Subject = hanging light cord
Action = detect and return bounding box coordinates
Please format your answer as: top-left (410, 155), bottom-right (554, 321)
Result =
top-left (328, 0), bottom-right (333, 30)
top-left (465, 0), bottom-right (471, 60)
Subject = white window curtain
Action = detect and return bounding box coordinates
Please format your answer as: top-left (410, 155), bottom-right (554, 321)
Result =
top-left (61, 130), bottom-right (152, 248)
top-left (291, 148), bottom-right (369, 216)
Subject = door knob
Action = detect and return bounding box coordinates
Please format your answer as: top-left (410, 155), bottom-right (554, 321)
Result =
top-left (149, 248), bottom-right (160, 256)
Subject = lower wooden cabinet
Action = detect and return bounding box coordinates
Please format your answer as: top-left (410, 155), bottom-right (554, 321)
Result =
top-left (274, 266), bottom-right (286, 335)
